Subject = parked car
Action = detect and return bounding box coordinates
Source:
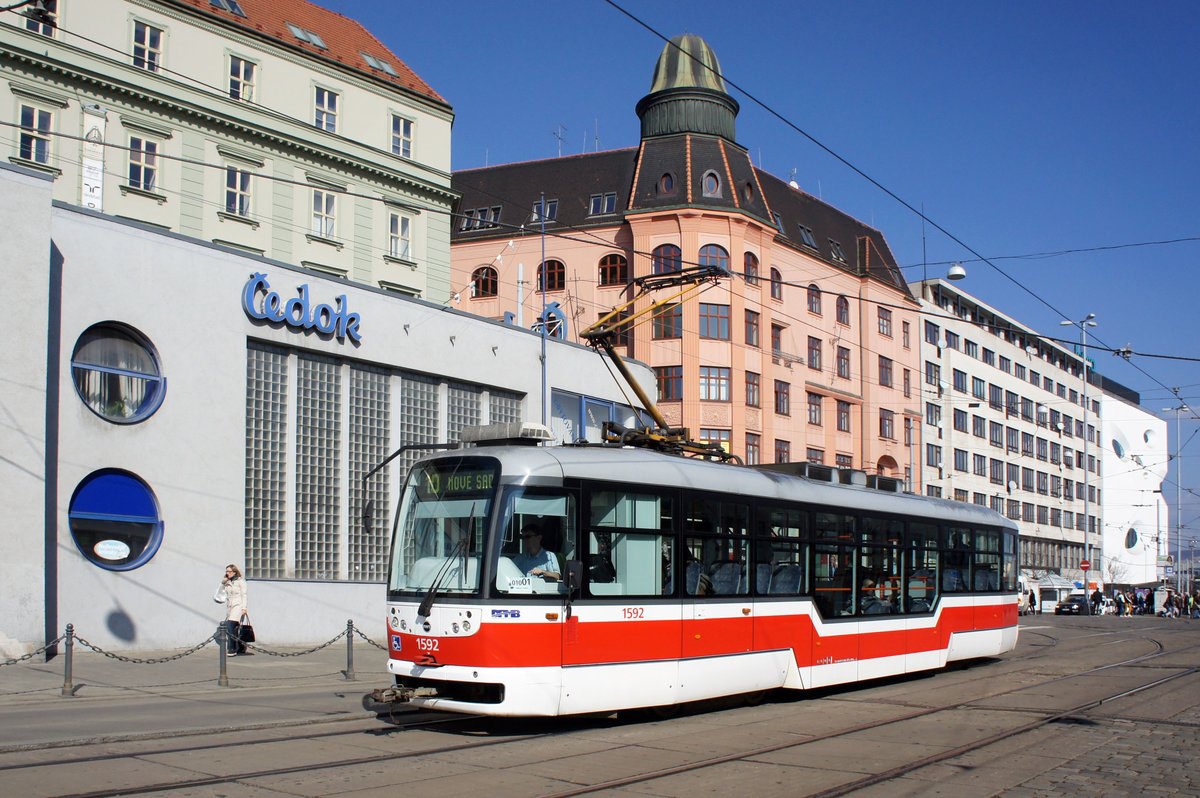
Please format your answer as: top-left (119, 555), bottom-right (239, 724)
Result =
top-left (1055, 595), bottom-right (1090, 615)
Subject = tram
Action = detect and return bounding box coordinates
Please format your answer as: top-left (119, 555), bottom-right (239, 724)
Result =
top-left (376, 423), bottom-right (1019, 717)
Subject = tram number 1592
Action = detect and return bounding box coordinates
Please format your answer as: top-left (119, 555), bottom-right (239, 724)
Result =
top-left (415, 638), bottom-right (440, 652)
top-left (622, 607), bottom-right (644, 620)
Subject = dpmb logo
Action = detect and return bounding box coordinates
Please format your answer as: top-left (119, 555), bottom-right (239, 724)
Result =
top-left (241, 272), bottom-right (362, 343)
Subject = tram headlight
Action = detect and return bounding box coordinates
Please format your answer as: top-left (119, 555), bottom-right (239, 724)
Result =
top-left (399, 620), bottom-right (407, 631)
top-left (462, 620), bottom-right (471, 632)
top-left (390, 616), bottom-right (400, 629)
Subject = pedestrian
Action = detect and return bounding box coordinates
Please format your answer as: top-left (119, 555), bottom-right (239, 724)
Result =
top-left (220, 563), bottom-right (249, 655)
top-left (1115, 591), bottom-right (1125, 617)
top-left (1090, 588), bottom-right (1102, 615)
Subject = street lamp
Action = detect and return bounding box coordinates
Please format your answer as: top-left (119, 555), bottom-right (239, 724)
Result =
top-left (1162, 403), bottom-right (1190, 593)
top-left (1061, 313), bottom-right (1097, 610)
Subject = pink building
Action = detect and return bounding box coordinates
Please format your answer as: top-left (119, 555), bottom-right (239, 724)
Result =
top-left (450, 35), bottom-right (921, 482)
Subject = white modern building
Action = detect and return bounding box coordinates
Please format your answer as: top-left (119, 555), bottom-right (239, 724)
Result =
top-left (916, 279), bottom-right (1097, 586)
top-left (1098, 386), bottom-right (1169, 586)
top-left (2, 163), bottom-right (656, 654)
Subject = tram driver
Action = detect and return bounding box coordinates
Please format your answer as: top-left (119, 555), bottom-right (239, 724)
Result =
top-left (513, 523), bottom-right (560, 581)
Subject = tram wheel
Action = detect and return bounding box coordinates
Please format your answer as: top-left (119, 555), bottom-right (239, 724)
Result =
top-left (647, 703), bottom-right (680, 720)
top-left (743, 690), bottom-right (767, 706)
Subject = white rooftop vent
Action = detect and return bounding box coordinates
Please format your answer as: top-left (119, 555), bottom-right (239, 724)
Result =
top-left (460, 422), bottom-right (553, 446)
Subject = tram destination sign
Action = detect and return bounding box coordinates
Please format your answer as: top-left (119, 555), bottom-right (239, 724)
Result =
top-left (417, 465), bottom-right (495, 500)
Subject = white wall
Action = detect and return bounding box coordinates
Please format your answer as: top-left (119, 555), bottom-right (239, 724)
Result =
top-left (1099, 393), bottom-right (1168, 585)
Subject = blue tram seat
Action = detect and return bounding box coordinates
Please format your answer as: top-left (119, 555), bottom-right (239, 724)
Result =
top-left (769, 564), bottom-right (802, 594)
top-left (709, 561), bottom-right (742, 595)
top-left (755, 563), bottom-right (773, 594)
top-left (685, 560), bottom-right (704, 595)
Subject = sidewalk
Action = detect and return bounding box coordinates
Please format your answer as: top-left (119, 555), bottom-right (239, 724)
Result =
top-left (0, 636), bottom-right (393, 750)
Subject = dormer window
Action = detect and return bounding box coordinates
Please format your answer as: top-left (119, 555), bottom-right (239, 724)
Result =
top-left (658, 173), bottom-right (675, 194)
top-left (287, 23), bottom-right (327, 50)
top-left (702, 170), bottom-right (721, 197)
top-left (362, 53), bottom-right (398, 76)
top-left (798, 225), bottom-right (817, 248)
top-left (829, 239), bottom-right (847, 263)
top-left (589, 192), bottom-right (617, 215)
top-left (211, 0), bottom-right (247, 17)
top-left (531, 198), bottom-right (558, 223)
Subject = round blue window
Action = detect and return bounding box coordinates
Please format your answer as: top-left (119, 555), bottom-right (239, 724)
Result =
top-left (71, 322), bottom-right (166, 424)
top-left (1125, 528), bottom-right (1138, 550)
top-left (68, 470), bottom-right (164, 570)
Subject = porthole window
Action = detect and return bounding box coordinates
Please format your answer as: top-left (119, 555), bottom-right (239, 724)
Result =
top-left (1125, 528), bottom-right (1138, 549)
top-left (658, 173), bottom-right (675, 194)
top-left (71, 323), bottom-right (165, 423)
top-left (69, 469), bottom-right (164, 570)
top-left (1112, 438), bottom-right (1126, 459)
top-left (702, 171), bottom-right (721, 197)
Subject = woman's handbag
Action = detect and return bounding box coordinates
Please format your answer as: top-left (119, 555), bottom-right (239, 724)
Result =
top-left (238, 613), bottom-right (255, 643)
top-left (213, 585), bottom-right (227, 604)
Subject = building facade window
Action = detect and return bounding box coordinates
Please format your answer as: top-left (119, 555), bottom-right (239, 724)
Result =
top-left (746, 433), bottom-right (761, 465)
top-left (652, 243), bottom-right (682, 274)
top-left (314, 87), bottom-right (338, 132)
top-left (700, 366), bottom-right (731, 401)
top-left (229, 55), bottom-right (256, 101)
top-left (128, 136), bottom-right (159, 192)
top-left (744, 252), bottom-right (759, 285)
top-left (698, 303), bottom-right (730, 339)
top-left (774, 380), bottom-right (791, 415)
top-left (837, 346), bottom-right (850, 379)
top-left (538, 259), bottom-right (565, 292)
top-left (770, 267), bottom-right (783, 300)
top-left (807, 336), bottom-right (822, 370)
top-left (391, 114), bottom-right (414, 158)
top-left (18, 104), bottom-right (52, 164)
top-left (388, 212), bottom-right (411, 260)
top-left (225, 167), bottom-right (251, 216)
top-left (745, 371), bottom-right (761, 407)
top-left (655, 365), bottom-right (683, 401)
top-left (69, 470), bottom-right (164, 571)
top-left (745, 309), bottom-right (760, 347)
top-left (806, 391), bottom-right (822, 425)
top-left (836, 296), bottom-right (850, 325)
top-left (133, 21), bottom-right (163, 71)
top-left (698, 243), bottom-right (729, 272)
top-left (902, 320), bottom-right (910, 348)
top-left (531, 198), bottom-right (558, 222)
top-left (23, 0), bottom-right (57, 36)
top-left (807, 284), bottom-right (821, 314)
top-left (311, 189), bottom-right (336, 237)
top-left (598, 253), bottom-right (628, 286)
top-left (837, 400), bottom-right (851, 432)
top-left (879, 355), bottom-right (893, 387)
top-left (879, 409), bottom-right (895, 439)
top-left (878, 307), bottom-right (893, 337)
top-left (807, 447), bottom-right (825, 464)
top-left (589, 192), bottom-right (617, 215)
top-left (652, 303), bottom-right (682, 339)
top-left (774, 439), bottom-right (790, 463)
top-left (702, 170), bottom-right (721, 197)
top-left (771, 323), bottom-right (784, 354)
top-left (70, 322), bottom-right (166, 424)
top-left (470, 266), bottom-right (497, 298)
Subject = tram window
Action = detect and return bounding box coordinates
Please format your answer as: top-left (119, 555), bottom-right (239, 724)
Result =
top-left (753, 506), bottom-right (808, 595)
top-left (973, 528), bottom-right (1001, 591)
top-left (814, 543), bottom-right (855, 617)
top-left (860, 515), bottom-right (902, 615)
top-left (682, 496), bottom-right (750, 597)
top-left (942, 526), bottom-right (973, 592)
top-left (1001, 531), bottom-right (1018, 591)
top-left (586, 489), bottom-right (674, 597)
top-left (495, 489), bottom-right (576, 595)
top-left (905, 522), bottom-right (939, 612)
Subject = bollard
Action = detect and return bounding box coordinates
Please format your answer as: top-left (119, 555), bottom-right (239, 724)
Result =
top-left (217, 623), bottom-right (229, 687)
top-left (343, 619), bottom-right (356, 681)
top-left (60, 624), bottom-right (75, 697)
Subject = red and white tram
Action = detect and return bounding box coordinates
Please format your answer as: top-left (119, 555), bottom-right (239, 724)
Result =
top-left (379, 425), bottom-right (1019, 717)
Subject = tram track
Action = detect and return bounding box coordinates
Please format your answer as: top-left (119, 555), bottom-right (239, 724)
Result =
top-left (14, 628), bottom-right (1198, 798)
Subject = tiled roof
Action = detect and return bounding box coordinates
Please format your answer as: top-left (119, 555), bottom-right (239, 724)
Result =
top-left (166, 0), bottom-right (447, 106)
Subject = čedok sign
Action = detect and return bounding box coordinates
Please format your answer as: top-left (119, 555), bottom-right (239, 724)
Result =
top-left (241, 272), bottom-right (362, 343)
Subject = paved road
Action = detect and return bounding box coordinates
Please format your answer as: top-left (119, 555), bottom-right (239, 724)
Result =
top-left (2, 616), bottom-right (1198, 797)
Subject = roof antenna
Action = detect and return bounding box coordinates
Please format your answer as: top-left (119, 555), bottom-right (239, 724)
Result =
top-left (594, 118), bottom-right (600, 152)
top-left (553, 124), bottom-right (567, 157)
top-left (788, 168), bottom-right (799, 190)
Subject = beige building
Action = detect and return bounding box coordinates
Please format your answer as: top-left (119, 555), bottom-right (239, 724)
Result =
top-left (449, 35), bottom-right (922, 479)
top-left (2, 0), bottom-right (454, 298)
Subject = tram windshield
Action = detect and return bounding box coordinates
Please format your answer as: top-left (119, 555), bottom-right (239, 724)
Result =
top-left (387, 457), bottom-right (497, 595)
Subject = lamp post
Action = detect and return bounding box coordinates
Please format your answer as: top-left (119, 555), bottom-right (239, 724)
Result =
top-left (1061, 314), bottom-right (1097, 610)
top-left (1162, 403), bottom-right (1190, 593)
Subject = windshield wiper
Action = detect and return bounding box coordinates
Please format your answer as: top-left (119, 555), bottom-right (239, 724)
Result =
top-left (417, 504), bottom-right (475, 618)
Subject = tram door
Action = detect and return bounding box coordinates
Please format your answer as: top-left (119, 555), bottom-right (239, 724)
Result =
top-left (680, 499), bottom-right (753, 664)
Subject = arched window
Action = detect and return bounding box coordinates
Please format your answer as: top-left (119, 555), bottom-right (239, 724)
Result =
top-left (538, 259), bottom-right (565, 292)
top-left (598, 253), bottom-right (628, 286)
top-left (744, 252), bottom-right (759, 285)
top-left (69, 469), bottom-right (164, 570)
top-left (652, 244), bottom-right (682, 274)
top-left (807, 284), bottom-right (821, 314)
top-left (699, 244), bottom-right (729, 273)
top-left (836, 295), bottom-right (850, 325)
top-left (471, 265), bottom-right (498, 298)
top-left (770, 267), bottom-right (783, 300)
top-left (71, 322), bottom-right (166, 424)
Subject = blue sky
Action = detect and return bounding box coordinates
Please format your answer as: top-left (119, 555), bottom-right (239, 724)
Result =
top-left (323, 0), bottom-right (1199, 556)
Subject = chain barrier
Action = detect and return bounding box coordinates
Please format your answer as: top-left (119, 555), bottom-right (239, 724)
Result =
top-left (73, 633), bottom-right (215, 664)
top-left (0, 634), bottom-right (65, 667)
top-left (352, 625), bottom-right (388, 651)
top-left (240, 628), bottom-right (347, 658)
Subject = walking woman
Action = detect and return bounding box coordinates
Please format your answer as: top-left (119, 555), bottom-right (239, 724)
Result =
top-left (222, 564), bottom-right (249, 655)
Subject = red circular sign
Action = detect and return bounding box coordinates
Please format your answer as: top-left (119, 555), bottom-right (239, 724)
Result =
top-left (1080, 559), bottom-right (1091, 571)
